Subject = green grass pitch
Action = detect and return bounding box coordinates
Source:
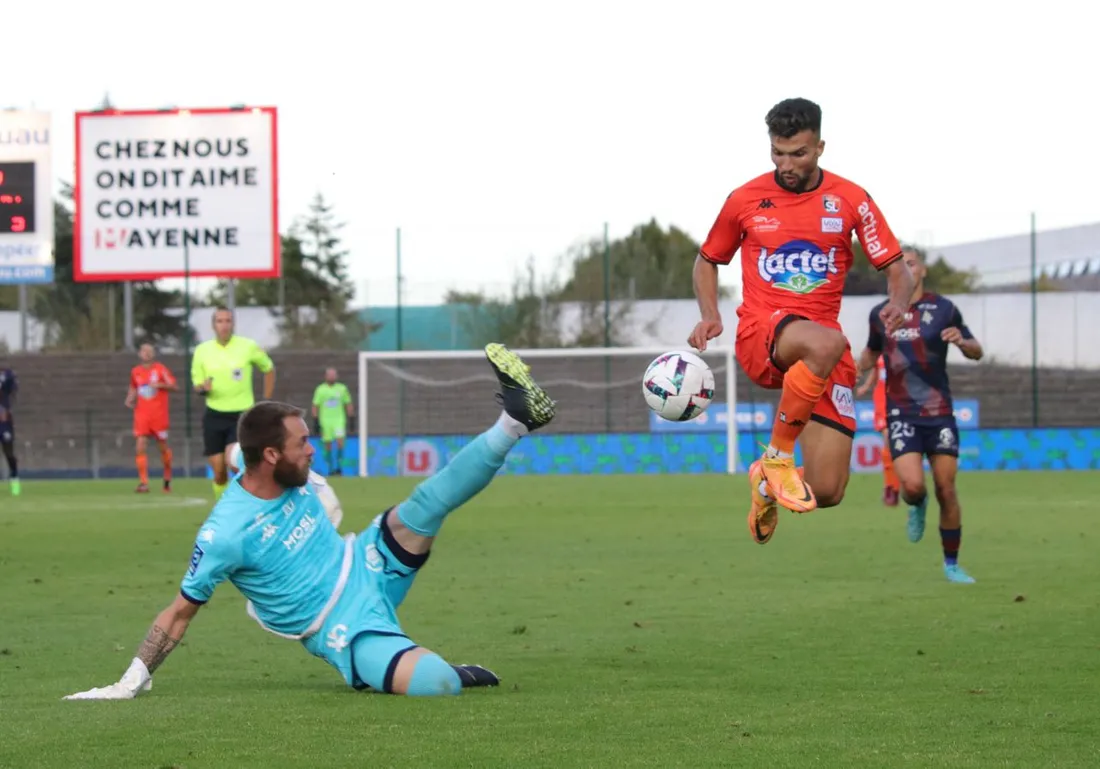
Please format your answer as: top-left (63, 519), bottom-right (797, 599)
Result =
top-left (2, 472), bottom-right (1098, 768)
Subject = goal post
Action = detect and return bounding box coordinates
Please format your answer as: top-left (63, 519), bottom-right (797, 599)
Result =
top-left (356, 346), bottom-right (738, 478)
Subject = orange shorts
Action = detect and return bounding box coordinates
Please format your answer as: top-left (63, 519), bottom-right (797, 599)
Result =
top-left (134, 413), bottom-right (169, 440)
top-left (735, 310), bottom-right (857, 437)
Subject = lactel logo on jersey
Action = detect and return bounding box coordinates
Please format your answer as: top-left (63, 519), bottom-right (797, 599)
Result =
top-left (757, 240), bottom-right (838, 294)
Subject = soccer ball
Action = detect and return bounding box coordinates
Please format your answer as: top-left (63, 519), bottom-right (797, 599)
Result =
top-left (225, 442), bottom-right (343, 530)
top-left (642, 351), bottom-right (715, 422)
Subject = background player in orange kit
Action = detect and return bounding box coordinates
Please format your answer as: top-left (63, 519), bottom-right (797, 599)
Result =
top-left (857, 356), bottom-right (900, 506)
top-left (125, 343), bottom-right (178, 493)
top-left (689, 97), bottom-right (915, 545)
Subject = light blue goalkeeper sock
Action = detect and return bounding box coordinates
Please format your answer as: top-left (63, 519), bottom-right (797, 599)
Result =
top-left (396, 413), bottom-right (523, 537)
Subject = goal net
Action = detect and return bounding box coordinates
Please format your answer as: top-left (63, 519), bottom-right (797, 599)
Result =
top-left (355, 346), bottom-right (739, 477)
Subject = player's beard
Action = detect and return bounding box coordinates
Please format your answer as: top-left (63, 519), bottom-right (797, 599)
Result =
top-left (273, 457), bottom-right (310, 488)
top-left (778, 170), bottom-right (812, 193)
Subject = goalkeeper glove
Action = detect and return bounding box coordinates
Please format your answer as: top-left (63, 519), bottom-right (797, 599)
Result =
top-left (63, 657), bottom-right (153, 701)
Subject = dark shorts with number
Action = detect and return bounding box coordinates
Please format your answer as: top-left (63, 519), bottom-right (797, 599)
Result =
top-left (202, 408), bottom-right (243, 457)
top-left (887, 415), bottom-right (959, 459)
top-left (0, 415), bottom-right (12, 445)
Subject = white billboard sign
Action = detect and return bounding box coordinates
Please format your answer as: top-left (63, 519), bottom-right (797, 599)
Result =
top-left (74, 106), bottom-right (279, 282)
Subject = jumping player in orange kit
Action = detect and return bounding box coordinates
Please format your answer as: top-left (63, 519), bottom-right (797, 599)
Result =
top-left (688, 98), bottom-right (915, 544)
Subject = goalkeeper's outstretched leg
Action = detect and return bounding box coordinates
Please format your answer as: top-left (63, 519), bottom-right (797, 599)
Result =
top-left (347, 343), bottom-right (555, 695)
top-left (387, 342), bottom-right (555, 557)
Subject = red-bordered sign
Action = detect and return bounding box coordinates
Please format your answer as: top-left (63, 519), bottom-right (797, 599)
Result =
top-left (74, 106), bottom-right (279, 282)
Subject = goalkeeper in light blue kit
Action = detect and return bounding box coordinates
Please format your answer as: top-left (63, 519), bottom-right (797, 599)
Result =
top-left (65, 344), bottom-right (555, 700)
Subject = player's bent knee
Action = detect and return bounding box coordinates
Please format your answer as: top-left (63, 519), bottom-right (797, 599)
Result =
top-left (803, 462), bottom-right (849, 508)
top-left (815, 487), bottom-right (846, 508)
top-left (820, 328), bottom-right (848, 361)
top-left (812, 478), bottom-right (847, 509)
top-left (900, 482), bottom-right (927, 504)
top-left (403, 653), bottom-right (462, 697)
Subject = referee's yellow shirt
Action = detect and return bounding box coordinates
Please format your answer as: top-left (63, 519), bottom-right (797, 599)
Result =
top-left (191, 336), bottom-right (274, 413)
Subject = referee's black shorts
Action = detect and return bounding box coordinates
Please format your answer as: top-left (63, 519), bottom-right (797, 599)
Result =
top-left (202, 408), bottom-right (243, 457)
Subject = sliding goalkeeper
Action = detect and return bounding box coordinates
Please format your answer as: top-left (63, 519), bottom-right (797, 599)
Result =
top-left (64, 344), bottom-right (555, 700)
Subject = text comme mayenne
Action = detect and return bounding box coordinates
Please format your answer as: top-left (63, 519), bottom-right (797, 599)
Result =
top-left (87, 137), bottom-right (266, 248)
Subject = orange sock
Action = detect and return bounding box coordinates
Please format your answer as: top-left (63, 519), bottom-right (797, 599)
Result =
top-left (769, 361), bottom-right (828, 455)
top-left (136, 453), bottom-right (149, 484)
top-left (161, 447), bottom-right (173, 481)
top-left (881, 445), bottom-right (898, 489)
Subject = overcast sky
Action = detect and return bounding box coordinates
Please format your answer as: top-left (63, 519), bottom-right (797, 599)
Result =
top-left (5, 0), bottom-right (1094, 305)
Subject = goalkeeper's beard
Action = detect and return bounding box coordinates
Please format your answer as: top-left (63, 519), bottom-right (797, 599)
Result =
top-left (273, 457), bottom-right (310, 488)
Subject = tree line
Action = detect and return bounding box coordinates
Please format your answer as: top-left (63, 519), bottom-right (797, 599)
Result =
top-left (441, 219), bottom-right (984, 349)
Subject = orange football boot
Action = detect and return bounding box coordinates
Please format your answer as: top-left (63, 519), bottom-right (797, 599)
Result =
top-left (748, 461), bottom-right (807, 544)
top-left (760, 452), bottom-right (817, 513)
top-left (747, 460), bottom-right (778, 544)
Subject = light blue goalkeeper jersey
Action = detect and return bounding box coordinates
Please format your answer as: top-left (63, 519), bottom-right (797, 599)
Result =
top-left (180, 477), bottom-right (346, 637)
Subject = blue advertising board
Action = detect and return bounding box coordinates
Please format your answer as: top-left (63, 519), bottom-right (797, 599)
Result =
top-left (306, 425), bottom-right (1100, 478)
top-left (649, 399), bottom-right (980, 433)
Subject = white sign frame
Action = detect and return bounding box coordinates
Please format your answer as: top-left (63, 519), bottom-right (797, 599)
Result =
top-left (74, 106), bottom-right (279, 282)
top-left (0, 110), bottom-right (55, 284)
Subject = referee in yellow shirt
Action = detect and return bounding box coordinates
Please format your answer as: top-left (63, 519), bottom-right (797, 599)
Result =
top-left (191, 306), bottom-right (276, 498)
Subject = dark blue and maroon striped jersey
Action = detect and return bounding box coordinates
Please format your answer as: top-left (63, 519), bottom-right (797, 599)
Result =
top-left (866, 293), bottom-right (972, 420)
top-left (0, 368), bottom-right (15, 411)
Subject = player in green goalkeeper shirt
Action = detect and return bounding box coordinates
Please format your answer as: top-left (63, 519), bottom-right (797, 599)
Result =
top-left (312, 368), bottom-right (353, 475)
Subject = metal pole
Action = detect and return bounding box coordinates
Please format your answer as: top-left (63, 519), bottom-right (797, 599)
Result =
top-left (1030, 212), bottom-right (1039, 428)
top-left (123, 281), bottom-right (134, 349)
top-left (183, 243), bottom-right (193, 478)
top-left (395, 227), bottom-right (403, 351)
top-left (226, 278), bottom-right (236, 311)
top-left (395, 227), bottom-right (404, 472)
top-left (18, 284), bottom-right (28, 351)
top-left (107, 284), bottom-right (116, 351)
top-left (602, 222), bottom-right (611, 346)
top-left (603, 222), bottom-right (612, 432)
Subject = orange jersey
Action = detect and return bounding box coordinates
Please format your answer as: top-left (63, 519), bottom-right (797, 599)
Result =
top-left (700, 170), bottom-right (903, 328)
top-left (131, 362), bottom-right (175, 418)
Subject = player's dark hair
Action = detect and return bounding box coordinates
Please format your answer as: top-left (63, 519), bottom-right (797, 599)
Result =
top-left (237, 401), bottom-right (304, 469)
top-left (765, 98), bottom-right (822, 138)
top-left (901, 244), bottom-right (927, 263)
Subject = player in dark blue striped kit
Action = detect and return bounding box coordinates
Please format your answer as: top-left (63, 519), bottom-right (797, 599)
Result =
top-left (0, 364), bottom-right (19, 497)
top-left (859, 248), bottom-right (983, 584)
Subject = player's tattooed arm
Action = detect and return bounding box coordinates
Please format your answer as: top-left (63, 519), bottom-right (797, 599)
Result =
top-left (136, 594), bottom-right (201, 674)
top-left (137, 625), bottom-right (181, 673)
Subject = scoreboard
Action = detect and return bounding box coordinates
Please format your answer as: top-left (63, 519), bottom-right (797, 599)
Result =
top-left (0, 161), bottom-right (37, 234)
top-left (0, 111), bottom-right (54, 284)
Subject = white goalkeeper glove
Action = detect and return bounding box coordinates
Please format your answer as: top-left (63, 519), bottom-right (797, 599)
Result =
top-left (63, 658), bottom-right (153, 701)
